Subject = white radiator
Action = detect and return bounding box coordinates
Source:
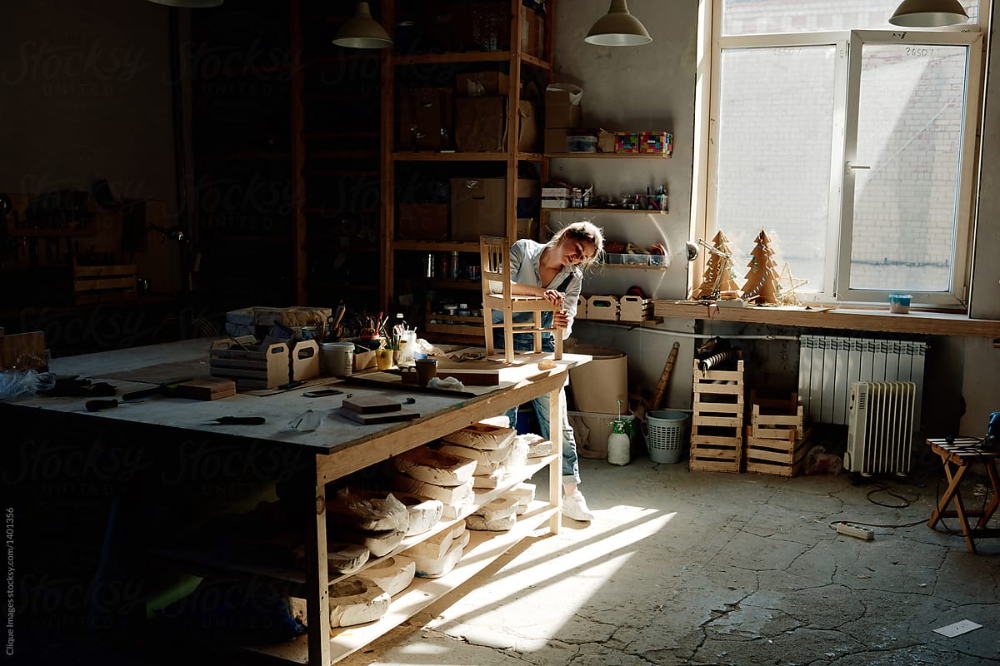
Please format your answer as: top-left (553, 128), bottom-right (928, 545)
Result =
top-left (845, 381), bottom-right (916, 476)
top-left (797, 335), bottom-right (926, 428)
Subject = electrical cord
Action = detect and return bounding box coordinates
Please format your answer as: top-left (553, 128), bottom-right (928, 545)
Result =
top-left (827, 479), bottom-right (925, 532)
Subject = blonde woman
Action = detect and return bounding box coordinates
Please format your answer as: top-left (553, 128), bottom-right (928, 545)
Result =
top-left (494, 221), bottom-right (605, 522)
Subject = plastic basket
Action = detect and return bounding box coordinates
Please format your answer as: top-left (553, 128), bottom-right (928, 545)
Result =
top-left (645, 410), bottom-right (689, 464)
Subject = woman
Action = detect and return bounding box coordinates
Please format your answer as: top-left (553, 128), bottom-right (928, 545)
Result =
top-left (494, 221), bottom-right (605, 523)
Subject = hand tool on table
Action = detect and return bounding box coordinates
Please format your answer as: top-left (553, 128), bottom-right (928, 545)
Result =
top-left (122, 377), bottom-right (193, 402)
top-left (326, 302), bottom-right (346, 341)
top-left (339, 374), bottom-right (476, 398)
top-left (205, 416), bottom-right (266, 426)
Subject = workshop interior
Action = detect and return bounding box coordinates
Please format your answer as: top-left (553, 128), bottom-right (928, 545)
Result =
top-left (2, 1), bottom-right (1000, 665)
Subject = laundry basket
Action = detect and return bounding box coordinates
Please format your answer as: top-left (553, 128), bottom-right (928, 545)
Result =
top-left (645, 410), bottom-right (689, 464)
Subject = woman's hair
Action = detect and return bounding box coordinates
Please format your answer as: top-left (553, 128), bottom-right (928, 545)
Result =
top-left (548, 221), bottom-right (605, 267)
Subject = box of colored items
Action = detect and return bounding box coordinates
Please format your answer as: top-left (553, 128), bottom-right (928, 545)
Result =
top-left (614, 131), bottom-right (673, 156)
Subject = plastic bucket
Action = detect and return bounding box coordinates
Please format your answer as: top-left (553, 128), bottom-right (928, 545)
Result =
top-left (321, 342), bottom-right (354, 376)
top-left (645, 410), bottom-right (688, 464)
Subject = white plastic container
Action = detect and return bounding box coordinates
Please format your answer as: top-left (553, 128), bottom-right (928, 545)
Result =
top-left (322, 342), bottom-right (355, 376)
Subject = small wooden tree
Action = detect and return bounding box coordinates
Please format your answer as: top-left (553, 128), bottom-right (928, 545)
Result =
top-left (690, 231), bottom-right (741, 300)
top-left (741, 229), bottom-right (782, 305)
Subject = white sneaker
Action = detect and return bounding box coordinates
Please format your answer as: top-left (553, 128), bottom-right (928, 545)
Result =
top-left (563, 491), bottom-right (595, 522)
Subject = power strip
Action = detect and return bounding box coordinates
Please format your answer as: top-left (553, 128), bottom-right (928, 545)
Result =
top-left (836, 523), bottom-right (875, 541)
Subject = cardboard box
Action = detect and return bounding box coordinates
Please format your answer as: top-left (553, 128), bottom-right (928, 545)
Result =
top-left (597, 129), bottom-right (616, 153)
top-left (545, 103), bottom-right (581, 129)
top-left (451, 178), bottom-right (539, 241)
top-left (455, 98), bottom-right (538, 153)
top-left (544, 127), bottom-right (569, 153)
top-left (398, 203), bottom-right (448, 241)
top-left (399, 88), bottom-right (453, 151)
top-left (456, 72), bottom-right (510, 97)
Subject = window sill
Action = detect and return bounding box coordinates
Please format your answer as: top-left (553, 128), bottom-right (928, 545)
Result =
top-left (651, 301), bottom-right (1000, 338)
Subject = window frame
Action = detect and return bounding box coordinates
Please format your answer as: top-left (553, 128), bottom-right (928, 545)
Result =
top-left (696, 3), bottom-right (988, 308)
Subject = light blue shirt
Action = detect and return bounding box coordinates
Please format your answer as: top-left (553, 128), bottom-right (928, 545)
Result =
top-left (491, 239), bottom-right (584, 339)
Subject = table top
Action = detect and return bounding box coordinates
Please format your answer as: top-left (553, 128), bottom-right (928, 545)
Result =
top-left (927, 437), bottom-right (1000, 462)
top-left (4, 338), bottom-right (590, 457)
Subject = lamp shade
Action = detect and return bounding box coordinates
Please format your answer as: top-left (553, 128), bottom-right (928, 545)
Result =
top-left (889, 0), bottom-right (969, 27)
top-left (147, 0), bottom-right (223, 7)
top-left (333, 1), bottom-right (393, 49)
top-left (585, 0), bottom-right (652, 46)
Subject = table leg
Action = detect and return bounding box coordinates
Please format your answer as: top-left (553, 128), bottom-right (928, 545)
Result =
top-left (548, 385), bottom-right (562, 535)
top-left (304, 454), bottom-right (331, 666)
top-left (976, 459), bottom-right (1000, 529)
top-left (927, 460), bottom-right (963, 529)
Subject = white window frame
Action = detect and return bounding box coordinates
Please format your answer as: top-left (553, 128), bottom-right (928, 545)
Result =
top-left (694, 3), bottom-right (988, 309)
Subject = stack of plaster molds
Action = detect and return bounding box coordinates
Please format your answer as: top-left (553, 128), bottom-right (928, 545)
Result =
top-left (404, 520), bottom-right (470, 578)
top-left (439, 423), bottom-right (518, 489)
top-left (508, 482), bottom-right (536, 515)
top-left (466, 492), bottom-right (519, 531)
top-left (516, 433), bottom-right (554, 459)
top-left (327, 489), bottom-right (409, 558)
top-left (392, 447), bottom-right (477, 520)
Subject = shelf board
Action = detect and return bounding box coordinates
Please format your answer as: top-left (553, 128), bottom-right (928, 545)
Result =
top-left (246, 499), bottom-right (559, 665)
top-left (8, 227), bottom-right (94, 238)
top-left (306, 281), bottom-right (377, 291)
top-left (546, 152), bottom-right (672, 159)
top-left (307, 149), bottom-right (379, 159)
top-left (393, 240), bottom-right (480, 252)
top-left (520, 53), bottom-right (552, 71)
top-left (542, 207), bottom-right (667, 216)
top-left (596, 263), bottom-right (670, 271)
top-left (420, 278), bottom-right (482, 291)
top-left (393, 51), bottom-right (511, 66)
top-left (302, 207), bottom-right (379, 215)
top-left (302, 131), bottom-right (379, 139)
top-left (392, 151), bottom-right (542, 163)
top-left (304, 169), bottom-right (380, 177)
top-left (302, 94), bottom-right (380, 102)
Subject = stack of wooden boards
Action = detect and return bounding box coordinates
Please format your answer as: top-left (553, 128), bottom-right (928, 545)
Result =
top-left (339, 395), bottom-right (419, 425)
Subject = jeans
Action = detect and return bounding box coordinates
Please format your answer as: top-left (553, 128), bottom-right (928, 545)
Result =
top-left (495, 329), bottom-right (581, 486)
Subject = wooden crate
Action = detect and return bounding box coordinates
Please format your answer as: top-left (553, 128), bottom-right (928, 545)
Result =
top-left (744, 392), bottom-right (811, 477)
top-left (618, 295), bottom-right (652, 323)
top-left (72, 263), bottom-right (137, 305)
top-left (690, 359), bottom-right (744, 473)
top-left (210, 339), bottom-right (290, 390)
top-left (584, 294), bottom-right (618, 321)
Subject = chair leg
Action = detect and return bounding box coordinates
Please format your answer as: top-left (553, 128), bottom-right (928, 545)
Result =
top-left (504, 317), bottom-right (514, 365)
top-left (554, 326), bottom-right (563, 360)
top-left (533, 312), bottom-right (542, 353)
top-left (484, 316), bottom-right (495, 357)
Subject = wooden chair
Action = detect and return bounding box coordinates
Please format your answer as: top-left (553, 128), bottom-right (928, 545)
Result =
top-left (480, 235), bottom-right (563, 364)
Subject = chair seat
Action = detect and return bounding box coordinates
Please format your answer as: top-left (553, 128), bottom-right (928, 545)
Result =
top-left (485, 293), bottom-right (557, 311)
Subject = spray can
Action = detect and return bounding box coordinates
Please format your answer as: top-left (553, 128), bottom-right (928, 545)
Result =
top-left (607, 400), bottom-right (632, 466)
top-left (449, 251), bottom-right (460, 279)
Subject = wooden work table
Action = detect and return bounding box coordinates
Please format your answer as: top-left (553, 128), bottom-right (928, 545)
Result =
top-left (3, 338), bottom-right (589, 665)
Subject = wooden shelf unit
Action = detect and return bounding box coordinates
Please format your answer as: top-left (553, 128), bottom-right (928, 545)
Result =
top-left (381, 0), bottom-right (558, 348)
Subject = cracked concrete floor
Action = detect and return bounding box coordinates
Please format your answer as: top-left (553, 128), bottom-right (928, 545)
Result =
top-left (339, 458), bottom-right (1000, 666)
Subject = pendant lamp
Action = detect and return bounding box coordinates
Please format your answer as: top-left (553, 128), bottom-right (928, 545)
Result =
top-left (333, 1), bottom-right (393, 49)
top-left (147, 0), bottom-right (223, 7)
top-left (889, 0), bottom-right (969, 27)
top-left (585, 0), bottom-right (651, 46)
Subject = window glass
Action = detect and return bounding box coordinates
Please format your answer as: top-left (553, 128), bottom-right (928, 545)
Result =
top-left (715, 46), bottom-right (837, 292)
top-left (722, 0), bottom-right (978, 36)
top-left (849, 43), bottom-right (968, 292)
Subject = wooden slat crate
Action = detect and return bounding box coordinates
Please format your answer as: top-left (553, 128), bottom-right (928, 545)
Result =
top-left (72, 263), bottom-right (138, 305)
top-left (618, 295), bottom-right (653, 323)
top-left (690, 359), bottom-right (744, 473)
top-left (583, 294), bottom-right (619, 321)
top-left (744, 391), bottom-right (811, 477)
top-left (210, 339), bottom-right (290, 390)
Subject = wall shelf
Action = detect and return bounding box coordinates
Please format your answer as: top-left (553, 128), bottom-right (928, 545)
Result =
top-left (394, 240), bottom-right (480, 253)
top-left (542, 207), bottom-right (667, 216)
top-left (546, 152), bottom-right (672, 159)
top-left (393, 151), bottom-right (543, 163)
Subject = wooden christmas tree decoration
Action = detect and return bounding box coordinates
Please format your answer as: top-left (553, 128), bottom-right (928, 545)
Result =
top-left (690, 231), bottom-right (741, 300)
top-left (741, 230), bottom-right (782, 305)
top-left (776, 262), bottom-right (808, 306)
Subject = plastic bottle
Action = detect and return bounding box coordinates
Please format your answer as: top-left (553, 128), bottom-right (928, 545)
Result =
top-left (607, 420), bottom-right (631, 466)
top-left (450, 251), bottom-right (460, 279)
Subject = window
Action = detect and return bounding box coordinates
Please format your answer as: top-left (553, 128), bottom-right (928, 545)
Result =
top-left (701, 1), bottom-right (985, 306)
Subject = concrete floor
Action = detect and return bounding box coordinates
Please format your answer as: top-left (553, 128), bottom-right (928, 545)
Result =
top-left (340, 457), bottom-right (1000, 666)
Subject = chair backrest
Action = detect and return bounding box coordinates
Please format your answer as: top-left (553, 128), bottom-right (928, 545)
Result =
top-left (480, 235), bottom-right (510, 308)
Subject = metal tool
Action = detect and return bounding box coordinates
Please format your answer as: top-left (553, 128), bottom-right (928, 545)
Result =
top-left (122, 377), bottom-right (193, 402)
top-left (303, 389), bottom-right (343, 398)
top-left (205, 416), bottom-right (266, 426)
top-left (327, 302), bottom-right (346, 340)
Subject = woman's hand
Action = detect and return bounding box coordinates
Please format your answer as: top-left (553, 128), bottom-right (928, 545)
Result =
top-left (542, 289), bottom-right (564, 307)
top-left (553, 309), bottom-right (570, 330)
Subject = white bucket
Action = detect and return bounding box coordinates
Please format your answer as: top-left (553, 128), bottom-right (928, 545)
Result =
top-left (322, 342), bottom-right (354, 376)
top-left (645, 410), bottom-right (688, 464)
